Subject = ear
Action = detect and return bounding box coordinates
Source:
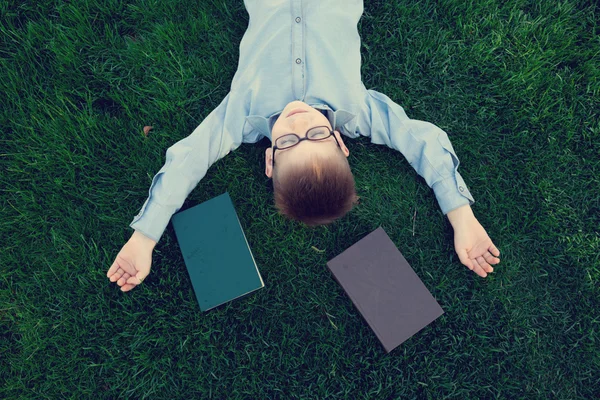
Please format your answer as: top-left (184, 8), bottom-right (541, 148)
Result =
top-left (265, 147), bottom-right (273, 178)
top-left (335, 130), bottom-right (350, 158)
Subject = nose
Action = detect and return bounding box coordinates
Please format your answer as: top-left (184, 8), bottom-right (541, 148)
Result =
top-left (288, 112), bottom-right (312, 130)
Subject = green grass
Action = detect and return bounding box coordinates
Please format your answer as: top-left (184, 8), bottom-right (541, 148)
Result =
top-left (1, 0), bottom-right (599, 398)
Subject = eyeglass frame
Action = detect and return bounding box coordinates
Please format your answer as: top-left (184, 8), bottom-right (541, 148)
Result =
top-left (271, 125), bottom-right (342, 167)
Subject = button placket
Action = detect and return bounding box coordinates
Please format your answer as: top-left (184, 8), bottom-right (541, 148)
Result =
top-left (291, 1), bottom-right (304, 100)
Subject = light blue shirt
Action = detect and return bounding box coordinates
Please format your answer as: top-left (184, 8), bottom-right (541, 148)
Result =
top-left (130, 0), bottom-right (475, 242)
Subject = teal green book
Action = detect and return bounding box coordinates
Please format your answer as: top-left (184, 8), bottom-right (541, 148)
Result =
top-left (171, 192), bottom-right (264, 311)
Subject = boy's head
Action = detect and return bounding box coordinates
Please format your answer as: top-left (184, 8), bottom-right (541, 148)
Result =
top-left (264, 101), bottom-right (359, 226)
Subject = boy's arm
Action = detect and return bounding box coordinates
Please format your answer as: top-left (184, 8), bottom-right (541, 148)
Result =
top-left (362, 89), bottom-right (474, 215)
top-left (129, 92), bottom-right (246, 243)
top-left (361, 89), bottom-right (500, 277)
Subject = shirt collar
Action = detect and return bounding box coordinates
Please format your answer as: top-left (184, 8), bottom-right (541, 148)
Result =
top-left (245, 103), bottom-right (357, 141)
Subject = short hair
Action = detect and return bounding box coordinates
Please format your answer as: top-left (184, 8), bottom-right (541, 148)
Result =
top-left (272, 147), bottom-right (359, 226)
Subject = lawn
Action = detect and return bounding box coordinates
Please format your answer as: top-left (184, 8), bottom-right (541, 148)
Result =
top-left (1, 0), bottom-right (599, 398)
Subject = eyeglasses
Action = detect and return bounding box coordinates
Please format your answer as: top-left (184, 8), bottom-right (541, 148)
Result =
top-left (272, 125), bottom-right (341, 167)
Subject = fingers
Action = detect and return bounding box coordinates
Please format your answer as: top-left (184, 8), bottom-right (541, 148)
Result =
top-left (458, 249), bottom-right (490, 278)
top-left (108, 252), bottom-right (143, 291)
top-left (463, 254), bottom-right (493, 278)
top-left (121, 283), bottom-right (136, 292)
top-left (489, 243), bottom-right (500, 257)
top-left (118, 275), bottom-right (146, 292)
top-left (458, 240), bottom-right (500, 278)
top-left (471, 260), bottom-right (488, 278)
top-left (107, 267), bottom-right (149, 292)
top-left (473, 256), bottom-right (494, 278)
top-left (484, 251), bottom-right (500, 265)
top-left (478, 256), bottom-right (494, 272)
top-left (107, 259), bottom-right (121, 277)
top-left (117, 273), bottom-right (131, 287)
top-left (108, 255), bottom-right (135, 281)
top-left (457, 249), bottom-right (474, 271)
top-left (126, 275), bottom-right (144, 286)
top-left (109, 267), bottom-right (125, 282)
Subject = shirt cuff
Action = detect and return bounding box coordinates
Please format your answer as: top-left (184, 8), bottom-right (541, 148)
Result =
top-left (129, 199), bottom-right (178, 243)
top-left (432, 172), bottom-right (475, 215)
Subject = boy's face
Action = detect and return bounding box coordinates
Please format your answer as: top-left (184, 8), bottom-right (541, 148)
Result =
top-left (265, 101), bottom-right (350, 178)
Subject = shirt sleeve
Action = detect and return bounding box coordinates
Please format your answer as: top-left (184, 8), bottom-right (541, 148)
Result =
top-left (129, 92), bottom-right (246, 242)
top-left (362, 89), bottom-right (475, 215)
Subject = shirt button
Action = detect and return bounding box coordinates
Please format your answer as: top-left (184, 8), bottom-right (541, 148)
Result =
top-left (295, 17), bottom-right (301, 23)
top-left (296, 58), bottom-right (302, 64)
top-left (459, 186), bottom-right (465, 192)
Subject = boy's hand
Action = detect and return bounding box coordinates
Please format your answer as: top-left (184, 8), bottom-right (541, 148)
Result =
top-left (447, 205), bottom-right (500, 278)
top-left (107, 230), bottom-right (156, 292)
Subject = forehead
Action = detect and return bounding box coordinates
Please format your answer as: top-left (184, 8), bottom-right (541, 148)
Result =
top-left (277, 139), bottom-right (340, 169)
top-left (279, 136), bottom-right (338, 153)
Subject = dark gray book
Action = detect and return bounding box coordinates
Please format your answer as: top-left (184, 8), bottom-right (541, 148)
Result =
top-left (327, 227), bottom-right (444, 353)
top-left (171, 192), bottom-right (264, 312)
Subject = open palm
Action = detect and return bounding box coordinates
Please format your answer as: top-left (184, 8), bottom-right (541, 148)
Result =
top-left (453, 217), bottom-right (501, 278)
top-left (107, 235), bottom-right (153, 292)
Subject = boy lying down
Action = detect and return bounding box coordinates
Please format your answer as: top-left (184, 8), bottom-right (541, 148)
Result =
top-left (107, 0), bottom-right (500, 292)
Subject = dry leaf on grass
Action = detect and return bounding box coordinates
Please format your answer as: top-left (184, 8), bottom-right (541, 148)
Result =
top-left (143, 126), bottom-right (153, 136)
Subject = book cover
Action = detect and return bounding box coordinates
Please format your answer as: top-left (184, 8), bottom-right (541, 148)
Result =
top-left (327, 226), bottom-right (444, 353)
top-left (171, 192), bottom-right (264, 311)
